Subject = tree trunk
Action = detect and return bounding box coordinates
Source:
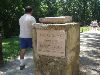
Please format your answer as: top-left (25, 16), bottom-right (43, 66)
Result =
top-left (0, 33), bottom-right (3, 66)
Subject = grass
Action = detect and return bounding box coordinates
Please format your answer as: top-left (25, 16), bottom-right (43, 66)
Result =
top-left (80, 26), bottom-right (90, 32)
top-left (80, 26), bottom-right (100, 32)
top-left (2, 37), bottom-right (20, 62)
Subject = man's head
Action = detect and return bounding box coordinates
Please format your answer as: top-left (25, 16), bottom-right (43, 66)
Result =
top-left (25, 6), bottom-right (33, 14)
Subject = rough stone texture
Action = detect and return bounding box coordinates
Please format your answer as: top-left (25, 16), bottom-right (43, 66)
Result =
top-left (63, 16), bottom-right (72, 23)
top-left (32, 23), bottom-right (80, 75)
top-left (36, 29), bottom-right (66, 57)
top-left (39, 16), bottom-right (72, 24)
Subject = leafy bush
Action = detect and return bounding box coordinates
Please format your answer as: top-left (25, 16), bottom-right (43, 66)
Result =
top-left (2, 37), bottom-right (20, 62)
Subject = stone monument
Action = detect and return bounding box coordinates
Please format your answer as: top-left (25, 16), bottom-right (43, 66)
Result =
top-left (32, 16), bottom-right (80, 75)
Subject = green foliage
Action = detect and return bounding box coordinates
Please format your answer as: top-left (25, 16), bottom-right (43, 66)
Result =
top-left (80, 26), bottom-right (100, 32)
top-left (2, 37), bottom-right (20, 62)
top-left (80, 26), bottom-right (90, 32)
top-left (0, 0), bottom-right (23, 37)
top-left (0, 0), bottom-right (100, 37)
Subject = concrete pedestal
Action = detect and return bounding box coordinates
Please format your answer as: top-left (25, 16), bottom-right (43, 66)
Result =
top-left (32, 23), bottom-right (80, 75)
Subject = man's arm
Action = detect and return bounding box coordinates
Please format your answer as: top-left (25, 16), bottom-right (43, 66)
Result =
top-left (31, 17), bottom-right (36, 25)
top-left (31, 17), bottom-right (36, 29)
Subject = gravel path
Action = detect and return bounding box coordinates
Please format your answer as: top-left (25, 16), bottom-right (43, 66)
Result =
top-left (80, 30), bottom-right (100, 75)
top-left (0, 50), bottom-right (34, 75)
top-left (0, 30), bottom-right (100, 75)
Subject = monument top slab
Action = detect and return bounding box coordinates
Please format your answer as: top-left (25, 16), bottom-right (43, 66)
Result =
top-left (33, 23), bottom-right (78, 30)
top-left (39, 16), bottom-right (72, 23)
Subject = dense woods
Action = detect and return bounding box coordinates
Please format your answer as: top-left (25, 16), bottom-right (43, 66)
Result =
top-left (0, 0), bottom-right (100, 37)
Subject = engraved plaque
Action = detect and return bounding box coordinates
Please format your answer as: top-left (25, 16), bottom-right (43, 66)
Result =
top-left (37, 30), bottom-right (66, 57)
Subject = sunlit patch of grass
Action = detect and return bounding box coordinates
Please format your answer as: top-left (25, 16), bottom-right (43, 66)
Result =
top-left (80, 26), bottom-right (90, 32)
top-left (80, 26), bottom-right (100, 32)
top-left (97, 27), bottom-right (100, 31)
top-left (2, 37), bottom-right (20, 62)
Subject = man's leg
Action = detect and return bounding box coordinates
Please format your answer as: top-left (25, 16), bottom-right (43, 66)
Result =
top-left (20, 49), bottom-right (26, 70)
top-left (20, 49), bottom-right (26, 58)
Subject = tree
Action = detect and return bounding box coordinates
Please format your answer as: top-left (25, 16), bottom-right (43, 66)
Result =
top-left (0, 0), bottom-right (100, 37)
top-left (0, 34), bottom-right (3, 66)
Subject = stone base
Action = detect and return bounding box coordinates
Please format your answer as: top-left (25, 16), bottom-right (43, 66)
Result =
top-left (35, 55), bottom-right (79, 75)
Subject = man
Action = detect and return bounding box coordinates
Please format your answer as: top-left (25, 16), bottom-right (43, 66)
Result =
top-left (19, 6), bottom-right (36, 70)
top-left (90, 20), bottom-right (98, 31)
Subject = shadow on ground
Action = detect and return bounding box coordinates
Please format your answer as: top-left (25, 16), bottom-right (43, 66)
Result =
top-left (80, 31), bottom-right (100, 75)
top-left (0, 50), bottom-right (35, 75)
